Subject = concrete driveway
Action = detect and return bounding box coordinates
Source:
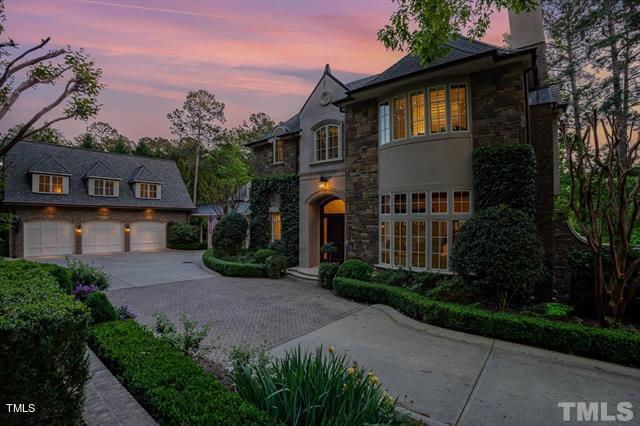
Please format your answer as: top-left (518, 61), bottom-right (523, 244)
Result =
top-left (271, 304), bottom-right (640, 425)
top-left (38, 250), bottom-right (212, 289)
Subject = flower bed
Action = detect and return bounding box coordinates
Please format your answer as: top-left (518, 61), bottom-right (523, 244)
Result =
top-left (334, 277), bottom-right (640, 367)
top-left (89, 320), bottom-right (273, 425)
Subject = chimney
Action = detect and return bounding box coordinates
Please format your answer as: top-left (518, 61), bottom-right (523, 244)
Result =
top-left (508, 2), bottom-right (547, 83)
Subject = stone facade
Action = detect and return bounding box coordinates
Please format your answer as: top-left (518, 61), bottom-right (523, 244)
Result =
top-left (471, 63), bottom-right (527, 149)
top-left (9, 205), bottom-right (188, 257)
top-left (344, 99), bottom-right (379, 264)
top-left (251, 136), bottom-right (299, 177)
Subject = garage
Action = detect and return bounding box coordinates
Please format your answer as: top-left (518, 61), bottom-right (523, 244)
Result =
top-left (82, 220), bottom-right (124, 254)
top-left (130, 221), bottom-right (166, 251)
top-left (23, 220), bottom-right (74, 257)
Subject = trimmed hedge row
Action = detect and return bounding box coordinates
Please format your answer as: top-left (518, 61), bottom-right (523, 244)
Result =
top-left (0, 260), bottom-right (90, 424)
top-left (202, 249), bottom-right (267, 278)
top-left (89, 320), bottom-right (273, 425)
top-left (168, 241), bottom-right (208, 250)
top-left (334, 277), bottom-right (640, 367)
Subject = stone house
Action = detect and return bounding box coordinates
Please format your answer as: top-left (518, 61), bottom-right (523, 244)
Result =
top-left (3, 140), bottom-right (195, 257)
top-left (247, 9), bottom-right (562, 286)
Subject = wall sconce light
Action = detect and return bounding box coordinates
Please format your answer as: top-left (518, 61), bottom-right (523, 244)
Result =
top-left (319, 175), bottom-right (329, 191)
top-left (124, 226), bottom-right (130, 233)
top-left (75, 226), bottom-right (82, 234)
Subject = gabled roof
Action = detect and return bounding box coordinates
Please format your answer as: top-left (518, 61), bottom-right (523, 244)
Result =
top-left (129, 165), bottom-right (163, 184)
top-left (345, 74), bottom-right (380, 91)
top-left (245, 113), bottom-right (301, 146)
top-left (84, 160), bottom-right (120, 180)
top-left (345, 37), bottom-right (518, 94)
top-left (28, 154), bottom-right (71, 176)
top-left (3, 140), bottom-right (194, 210)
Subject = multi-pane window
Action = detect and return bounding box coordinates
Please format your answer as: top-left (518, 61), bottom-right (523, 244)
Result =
top-left (429, 87), bottom-right (446, 133)
top-left (273, 139), bottom-right (284, 163)
top-left (379, 101), bottom-right (391, 145)
top-left (271, 212), bottom-right (282, 241)
top-left (450, 84), bottom-right (468, 131)
top-left (394, 193), bottom-right (407, 214)
top-left (394, 221), bottom-right (407, 267)
top-left (380, 221), bottom-right (391, 264)
top-left (94, 179), bottom-right (116, 196)
top-left (139, 183), bottom-right (158, 199)
top-left (411, 221), bottom-right (426, 268)
top-left (431, 221), bottom-right (448, 270)
top-left (411, 192), bottom-right (426, 213)
top-left (381, 194), bottom-right (391, 214)
top-left (315, 124), bottom-right (341, 161)
top-left (431, 192), bottom-right (448, 213)
top-left (392, 97), bottom-right (407, 140)
top-left (410, 92), bottom-right (425, 136)
top-left (38, 174), bottom-right (63, 193)
top-left (453, 191), bottom-right (470, 213)
top-left (453, 220), bottom-right (466, 245)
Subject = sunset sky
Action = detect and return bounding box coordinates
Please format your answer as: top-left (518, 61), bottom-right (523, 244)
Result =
top-left (4, 0), bottom-right (510, 140)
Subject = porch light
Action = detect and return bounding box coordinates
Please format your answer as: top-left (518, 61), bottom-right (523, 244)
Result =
top-left (75, 226), bottom-right (82, 234)
top-left (319, 175), bottom-right (329, 191)
top-left (125, 225), bottom-right (130, 232)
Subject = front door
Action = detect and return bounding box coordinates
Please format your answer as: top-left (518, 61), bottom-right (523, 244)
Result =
top-left (320, 199), bottom-right (345, 263)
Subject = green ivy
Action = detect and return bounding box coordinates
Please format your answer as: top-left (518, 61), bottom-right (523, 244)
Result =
top-left (473, 144), bottom-right (537, 215)
top-left (249, 174), bottom-right (299, 266)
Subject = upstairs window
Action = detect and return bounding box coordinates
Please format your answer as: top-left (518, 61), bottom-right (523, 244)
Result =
top-left (410, 92), bottom-right (425, 136)
top-left (314, 124), bottom-right (341, 162)
top-left (380, 194), bottom-right (391, 214)
top-left (36, 174), bottom-right (65, 194)
top-left (392, 96), bottom-right (407, 140)
top-left (273, 139), bottom-right (284, 163)
top-left (431, 191), bottom-right (448, 213)
top-left (378, 101), bottom-right (390, 145)
top-left (450, 84), bottom-right (468, 131)
top-left (453, 191), bottom-right (471, 213)
top-left (138, 182), bottom-right (160, 199)
top-left (93, 179), bottom-right (117, 197)
top-left (429, 87), bottom-right (446, 134)
top-left (271, 212), bottom-right (282, 241)
top-left (394, 193), bottom-right (407, 214)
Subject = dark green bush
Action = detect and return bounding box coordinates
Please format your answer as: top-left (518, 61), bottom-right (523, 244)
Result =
top-left (337, 259), bottom-right (373, 281)
top-left (168, 241), bottom-right (207, 250)
top-left (450, 205), bottom-right (545, 308)
top-left (372, 268), bottom-right (446, 294)
top-left (0, 260), bottom-right (90, 425)
top-left (268, 240), bottom-right (286, 255)
top-left (168, 222), bottom-right (199, 244)
top-left (89, 320), bottom-right (272, 425)
top-left (212, 212), bottom-right (249, 258)
top-left (426, 275), bottom-right (483, 305)
top-left (39, 262), bottom-right (73, 292)
top-left (473, 144), bottom-right (537, 215)
top-left (253, 248), bottom-right (277, 264)
top-left (334, 277), bottom-right (640, 367)
top-left (67, 257), bottom-right (110, 290)
top-left (265, 254), bottom-right (287, 279)
top-left (202, 249), bottom-right (267, 278)
top-left (85, 291), bottom-right (118, 324)
top-left (318, 262), bottom-right (339, 289)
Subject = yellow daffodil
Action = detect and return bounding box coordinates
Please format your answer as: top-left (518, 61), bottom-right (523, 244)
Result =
top-left (347, 367), bottom-right (356, 375)
top-left (328, 345), bottom-right (335, 353)
top-left (368, 374), bottom-right (380, 385)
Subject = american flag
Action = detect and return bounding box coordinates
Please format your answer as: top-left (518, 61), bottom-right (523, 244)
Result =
top-left (207, 213), bottom-right (218, 237)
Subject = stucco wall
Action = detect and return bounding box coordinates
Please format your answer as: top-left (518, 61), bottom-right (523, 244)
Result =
top-left (9, 205), bottom-right (188, 257)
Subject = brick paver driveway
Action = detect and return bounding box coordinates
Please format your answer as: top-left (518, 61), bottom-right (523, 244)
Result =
top-left (108, 274), bottom-right (363, 362)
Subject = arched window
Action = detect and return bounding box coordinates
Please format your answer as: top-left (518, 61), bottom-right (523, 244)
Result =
top-left (314, 124), bottom-right (340, 162)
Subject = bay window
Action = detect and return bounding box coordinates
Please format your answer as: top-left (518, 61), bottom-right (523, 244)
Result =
top-left (411, 221), bottom-right (426, 268)
top-left (380, 221), bottom-right (391, 264)
top-left (453, 191), bottom-right (470, 213)
top-left (379, 101), bottom-right (390, 145)
top-left (393, 221), bottom-right (407, 267)
top-left (411, 192), bottom-right (426, 213)
top-left (394, 193), bottom-right (407, 214)
top-left (431, 192), bottom-right (448, 213)
top-left (429, 87), bottom-right (447, 134)
top-left (431, 221), bottom-right (448, 270)
top-left (392, 97), bottom-right (407, 140)
top-left (410, 92), bottom-right (425, 136)
top-left (381, 194), bottom-right (391, 214)
top-left (450, 84), bottom-right (468, 131)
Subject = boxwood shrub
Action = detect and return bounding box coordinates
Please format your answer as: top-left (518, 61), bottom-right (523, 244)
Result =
top-left (337, 259), bottom-right (373, 281)
top-left (0, 260), bottom-right (90, 424)
top-left (84, 291), bottom-right (118, 324)
top-left (168, 241), bottom-right (207, 250)
top-left (334, 277), bottom-right (640, 367)
top-left (202, 249), bottom-right (267, 278)
top-left (89, 320), bottom-right (272, 425)
top-left (318, 262), bottom-right (339, 289)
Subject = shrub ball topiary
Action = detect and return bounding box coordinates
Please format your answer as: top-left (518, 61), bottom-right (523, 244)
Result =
top-left (318, 262), bottom-right (340, 289)
top-left (450, 205), bottom-right (545, 309)
top-left (337, 259), bottom-right (374, 281)
top-left (85, 291), bottom-right (118, 324)
top-left (265, 254), bottom-right (288, 279)
top-left (253, 248), bottom-right (277, 264)
top-left (168, 222), bottom-right (199, 245)
top-left (473, 144), bottom-right (537, 215)
top-left (212, 212), bottom-right (248, 258)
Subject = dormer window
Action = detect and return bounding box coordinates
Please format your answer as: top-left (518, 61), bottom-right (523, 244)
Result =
top-left (137, 182), bottom-right (160, 199)
top-left (32, 174), bottom-right (68, 194)
top-left (91, 179), bottom-right (118, 197)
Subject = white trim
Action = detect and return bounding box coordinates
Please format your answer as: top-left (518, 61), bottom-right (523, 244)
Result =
top-left (430, 190), bottom-right (449, 215)
top-left (452, 189), bottom-right (473, 214)
top-left (136, 182), bottom-right (161, 199)
top-left (393, 192), bottom-right (408, 214)
top-left (378, 100), bottom-right (391, 146)
top-left (410, 191), bottom-right (427, 214)
top-left (31, 173), bottom-right (68, 195)
top-left (313, 124), bottom-right (342, 162)
top-left (90, 178), bottom-right (119, 198)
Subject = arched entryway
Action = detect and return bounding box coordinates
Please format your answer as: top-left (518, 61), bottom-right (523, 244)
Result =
top-left (319, 198), bottom-right (345, 263)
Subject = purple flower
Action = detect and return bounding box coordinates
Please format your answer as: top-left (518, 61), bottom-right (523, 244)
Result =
top-left (72, 284), bottom-right (98, 300)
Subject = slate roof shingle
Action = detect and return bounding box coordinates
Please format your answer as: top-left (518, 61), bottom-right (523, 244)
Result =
top-left (129, 165), bottom-right (163, 184)
top-left (84, 160), bottom-right (119, 180)
top-left (28, 154), bottom-right (71, 176)
top-left (3, 141), bottom-right (195, 210)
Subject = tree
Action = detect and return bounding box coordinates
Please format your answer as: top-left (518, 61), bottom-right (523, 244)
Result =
top-left (230, 112), bottom-right (275, 144)
top-left (136, 136), bottom-right (174, 158)
top-left (561, 113), bottom-right (640, 325)
top-left (73, 122), bottom-right (133, 152)
top-left (0, 0), bottom-right (102, 156)
top-left (168, 90), bottom-right (226, 204)
top-left (5, 123), bottom-right (69, 145)
top-left (377, 0), bottom-right (535, 65)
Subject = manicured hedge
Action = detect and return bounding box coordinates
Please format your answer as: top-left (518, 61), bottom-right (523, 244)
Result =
top-left (0, 260), bottom-right (90, 424)
top-left (168, 241), bottom-right (207, 250)
top-left (202, 249), bottom-right (267, 278)
top-left (473, 144), bottom-right (537, 215)
top-left (334, 277), bottom-right (640, 367)
top-left (89, 320), bottom-right (272, 425)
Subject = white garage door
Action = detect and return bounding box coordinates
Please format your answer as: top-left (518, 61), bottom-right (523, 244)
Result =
top-left (23, 220), bottom-right (74, 257)
top-left (82, 221), bottom-right (123, 254)
top-left (131, 221), bottom-right (166, 251)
